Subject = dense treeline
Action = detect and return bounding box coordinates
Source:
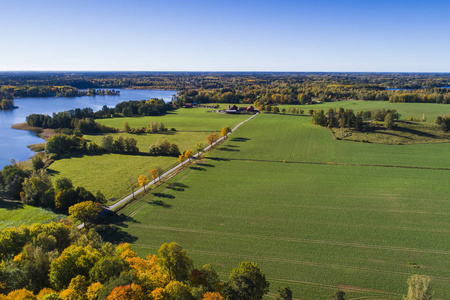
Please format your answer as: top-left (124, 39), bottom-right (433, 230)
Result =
top-left (0, 85), bottom-right (119, 99)
top-left (312, 108), bottom-right (401, 131)
top-left (0, 99), bottom-right (16, 110)
top-left (2, 72), bottom-right (450, 106)
top-left (0, 220), bottom-right (272, 300)
top-left (0, 162), bottom-right (106, 213)
top-left (26, 99), bottom-right (169, 135)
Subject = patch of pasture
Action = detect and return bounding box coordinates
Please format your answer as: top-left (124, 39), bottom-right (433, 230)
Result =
top-left (97, 108), bottom-right (249, 131)
top-left (105, 159), bottom-right (450, 299)
top-left (0, 201), bottom-right (64, 230)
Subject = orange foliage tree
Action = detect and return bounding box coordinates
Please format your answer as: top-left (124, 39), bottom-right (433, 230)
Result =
top-left (206, 133), bottom-right (219, 145)
top-left (203, 291), bottom-right (224, 300)
top-left (137, 175), bottom-right (150, 192)
top-left (184, 150), bottom-right (193, 161)
top-left (106, 283), bottom-right (145, 300)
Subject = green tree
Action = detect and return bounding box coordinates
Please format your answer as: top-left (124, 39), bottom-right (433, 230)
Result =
top-left (276, 286), bottom-right (292, 300)
top-left (405, 275), bottom-right (432, 300)
top-left (385, 112), bottom-right (394, 130)
top-left (123, 121), bottom-right (131, 132)
top-left (272, 106), bottom-right (279, 114)
top-left (32, 156), bottom-right (45, 171)
top-left (158, 242), bottom-right (193, 282)
top-left (331, 289), bottom-right (345, 300)
top-left (225, 261), bottom-right (269, 300)
top-left (68, 201), bottom-right (101, 226)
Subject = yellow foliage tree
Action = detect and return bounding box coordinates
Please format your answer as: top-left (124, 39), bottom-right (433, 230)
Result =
top-left (150, 288), bottom-right (167, 300)
top-left (137, 175), bottom-right (150, 192)
top-left (178, 155), bottom-right (187, 163)
top-left (116, 243), bottom-right (137, 259)
top-left (37, 288), bottom-right (57, 300)
top-left (184, 150), bottom-right (193, 161)
top-left (6, 289), bottom-right (36, 300)
top-left (68, 201), bottom-right (101, 226)
top-left (86, 282), bottom-right (103, 300)
top-left (221, 126), bottom-right (231, 137)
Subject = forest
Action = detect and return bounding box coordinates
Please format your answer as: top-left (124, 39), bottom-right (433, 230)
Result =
top-left (2, 72), bottom-right (450, 107)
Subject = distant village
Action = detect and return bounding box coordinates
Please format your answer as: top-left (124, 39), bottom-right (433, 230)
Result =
top-left (182, 102), bottom-right (258, 114)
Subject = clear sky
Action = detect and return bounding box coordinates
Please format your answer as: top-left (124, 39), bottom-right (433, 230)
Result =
top-left (0, 0), bottom-right (449, 72)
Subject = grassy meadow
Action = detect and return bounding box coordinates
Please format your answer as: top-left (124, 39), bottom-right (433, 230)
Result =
top-left (48, 108), bottom-right (249, 201)
top-left (0, 201), bottom-right (64, 230)
top-left (100, 110), bottom-right (450, 299)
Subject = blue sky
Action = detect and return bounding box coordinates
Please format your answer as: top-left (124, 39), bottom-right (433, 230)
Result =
top-left (0, 0), bottom-right (449, 72)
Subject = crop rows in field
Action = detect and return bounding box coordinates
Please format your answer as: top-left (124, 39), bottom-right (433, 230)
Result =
top-left (103, 111), bottom-right (450, 299)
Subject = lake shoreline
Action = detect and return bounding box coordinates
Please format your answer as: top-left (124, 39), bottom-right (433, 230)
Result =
top-left (11, 122), bottom-right (56, 140)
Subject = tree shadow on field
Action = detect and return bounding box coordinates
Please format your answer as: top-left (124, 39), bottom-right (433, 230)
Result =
top-left (46, 169), bottom-right (60, 175)
top-left (152, 192), bottom-right (175, 199)
top-left (190, 166), bottom-right (207, 171)
top-left (167, 182), bottom-right (189, 191)
top-left (217, 146), bottom-right (240, 152)
top-left (102, 211), bottom-right (140, 226)
top-left (208, 157), bottom-right (231, 162)
top-left (96, 224), bottom-right (138, 244)
top-left (0, 200), bottom-right (24, 210)
top-left (230, 137), bottom-right (250, 142)
top-left (200, 163), bottom-right (215, 168)
top-left (151, 200), bottom-right (172, 208)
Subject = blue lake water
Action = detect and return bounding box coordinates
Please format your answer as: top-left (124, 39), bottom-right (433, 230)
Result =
top-left (0, 89), bottom-right (176, 168)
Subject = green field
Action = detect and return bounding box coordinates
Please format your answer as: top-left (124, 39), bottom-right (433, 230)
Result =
top-left (0, 201), bottom-right (64, 230)
top-left (48, 109), bottom-right (249, 201)
top-left (101, 111), bottom-right (450, 299)
top-left (97, 107), bottom-right (249, 131)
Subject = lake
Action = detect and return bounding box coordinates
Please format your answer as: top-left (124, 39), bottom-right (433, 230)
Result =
top-left (0, 89), bottom-right (177, 168)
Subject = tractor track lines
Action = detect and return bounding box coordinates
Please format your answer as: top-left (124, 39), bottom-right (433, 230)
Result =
top-left (133, 243), bottom-right (450, 283)
top-left (129, 224), bottom-right (450, 256)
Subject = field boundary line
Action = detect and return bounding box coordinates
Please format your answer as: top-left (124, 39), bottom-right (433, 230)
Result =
top-left (128, 224), bottom-right (450, 256)
top-left (133, 243), bottom-right (450, 283)
top-left (208, 157), bottom-right (450, 171)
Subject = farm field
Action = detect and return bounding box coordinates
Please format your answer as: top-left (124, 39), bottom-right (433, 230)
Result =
top-left (0, 201), bottom-right (64, 230)
top-left (48, 109), bottom-right (249, 201)
top-left (97, 107), bottom-right (249, 131)
top-left (101, 112), bottom-right (450, 299)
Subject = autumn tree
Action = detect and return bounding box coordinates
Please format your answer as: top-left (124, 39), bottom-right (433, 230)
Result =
top-left (137, 175), bottom-right (150, 192)
top-left (203, 291), bottom-right (224, 300)
top-left (225, 261), bottom-right (269, 300)
top-left (272, 106), bottom-right (279, 114)
top-left (68, 201), bottom-right (101, 226)
top-left (158, 242), bottom-right (193, 282)
top-left (184, 150), bottom-right (193, 162)
top-left (106, 283), bottom-right (145, 300)
top-left (178, 155), bottom-right (187, 163)
top-left (164, 281), bottom-right (192, 300)
top-left (405, 275), bottom-right (432, 300)
top-left (49, 245), bottom-right (101, 290)
top-left (206, 133), bottom-right (219, 146)
top-left (221, 126), bottom-right (231, 137)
